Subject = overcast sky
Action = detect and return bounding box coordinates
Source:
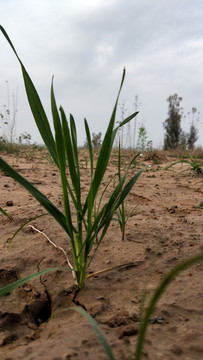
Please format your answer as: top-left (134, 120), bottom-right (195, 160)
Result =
top-left (0, 0), bottom-right (203, 148)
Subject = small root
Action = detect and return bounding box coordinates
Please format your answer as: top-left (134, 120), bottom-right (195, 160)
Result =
top-left (28, 225), bottom-right (77, 283)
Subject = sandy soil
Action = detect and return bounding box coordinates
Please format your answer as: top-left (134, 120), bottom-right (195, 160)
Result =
top-left (0, 149), bottom-right (203, 360)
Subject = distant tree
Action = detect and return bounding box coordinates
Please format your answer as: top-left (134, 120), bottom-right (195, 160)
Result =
top-left (132, 95), bottom-right (141, 149)
top-left (179, 130), bottom-right (187, 149)
top-left (115, 100), bottom-right (127, 148)
top-left (114, 95), bottom-right (140, 149)
top-left (83, 132), bottom-right (102, 149)
top-left (163, 94), bottom-right (183, 150)
top-left (18, 132), bottom-right (32, 145)
top-left (0, 81), bottom-right (18, 143)
top-left (91, 132), bottom-right (102, 148)
top-left (186, 107), bottom-right (198, 151)
top-left (137, 126), bottom-right (147, 150)
top-left (187, 124), bottom-right (198, 151)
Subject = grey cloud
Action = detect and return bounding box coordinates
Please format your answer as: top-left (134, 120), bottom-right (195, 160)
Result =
top-left (0, 0), bottom-right (202, 146)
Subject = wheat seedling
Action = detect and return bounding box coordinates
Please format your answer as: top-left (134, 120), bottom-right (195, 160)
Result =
top-left (165, 152), bottom-right (203, 176)
top-left (113, 141), bottom-right (141, 240)
top-left (0, 26), bottom-right (144, 290)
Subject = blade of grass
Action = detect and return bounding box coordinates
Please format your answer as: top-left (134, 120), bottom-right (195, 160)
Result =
top-left (112, 111), bottom-right (139, 143)
top-left (0, 267), bottom-right (70, 297)
top-left (59, 107), bottom-right (81, 211)
top-left (165, 159), bottom-right (191, 170)
top-left (116, 167), bottom-right (145, 207)
top-left (84, 175), bottom-right (126, 258)
top-left (51, 84), bottom-right (82, 281)
top-left (51, 81), bottom-right (74, 240)
top-left (135, 252), bottom-right (203, 359)
top-left (99, 168), bottom-right (144, 238)
top-left (84, 118), bottom-right (94, 180)
top-left (0, 156), bottom-right (70, 235)
top-left (84, 68), bottom-right (126, 213)
top-left (68, 307), bottom-right (116, 360)
top-left (8, 212), bottom-right (49, 244)
top-left (0, 206), bottom-right (12, 219)
top-left (68, 114), bottom-right (84, 275)
top-left (82, 70), bottom-right (128, 241)
top-left (115, 143), bottom-right (141, 240)
top-left (87, 169), bottom-right (144, 266)
top-left (70, 114), bottom-right (80, 176)
top-left (60, 109), bottom-right (80, 200)
top-left (0, 26), bottom-right (58, 165)
top-left (95, 174), bottom-right (117, 219)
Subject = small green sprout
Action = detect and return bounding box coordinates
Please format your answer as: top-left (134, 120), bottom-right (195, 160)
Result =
top-left (113, 141), bottom-right (141, 240)
top-left (165, 152), bottom-right (203, 176)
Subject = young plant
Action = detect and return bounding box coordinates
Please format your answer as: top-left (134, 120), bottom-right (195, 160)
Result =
top-left (195, 202), bottom-right (203, 209)
top-left (113, 141), bottom-right (141, 240)
top-left (0, 26), bottom-right (142, 290)
top-left (165, 152), bottom-right (203, 176)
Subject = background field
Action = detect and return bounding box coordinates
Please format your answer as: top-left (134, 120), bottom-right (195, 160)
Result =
top-left (0, 149), bottom-right (203, 360)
